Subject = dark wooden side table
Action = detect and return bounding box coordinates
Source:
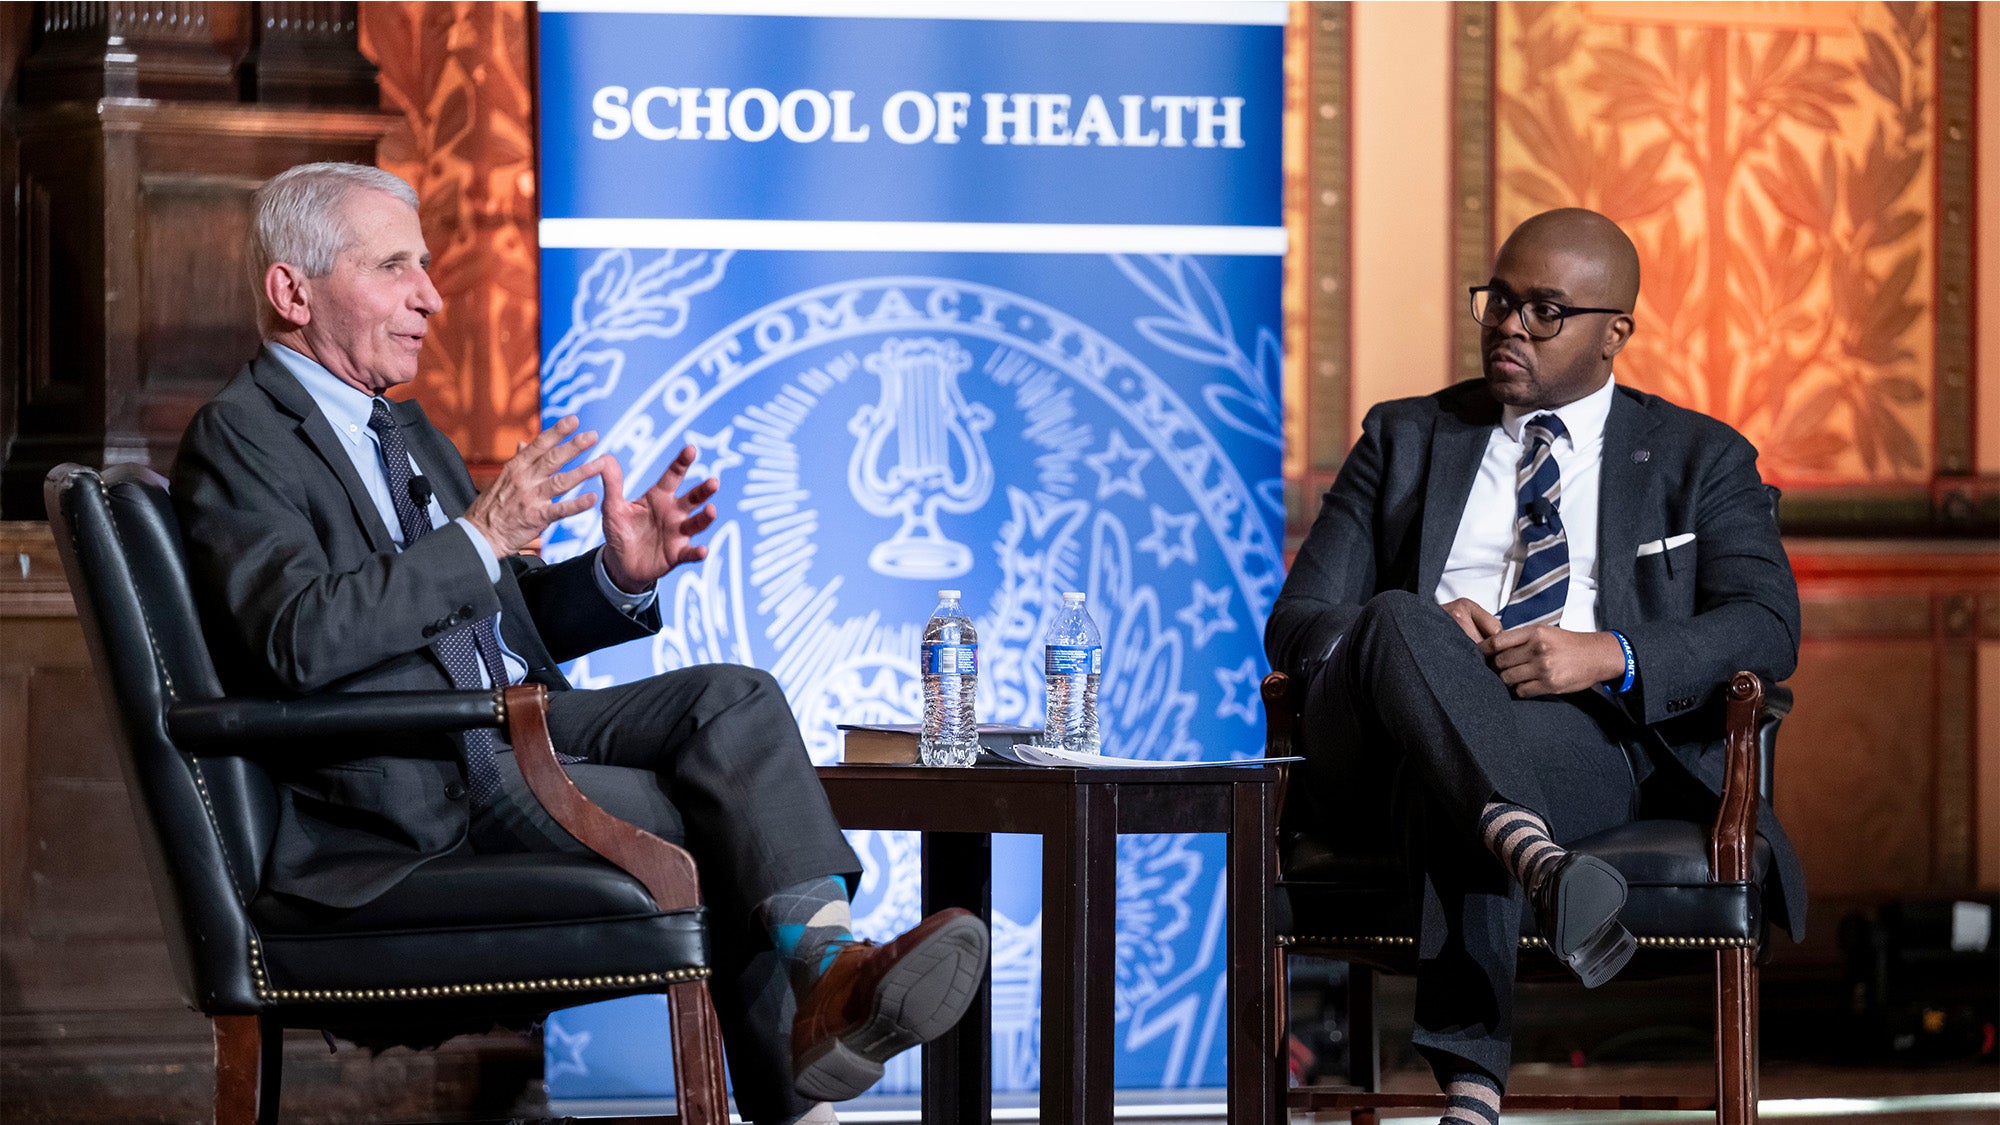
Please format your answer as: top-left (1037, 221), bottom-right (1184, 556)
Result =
top-left (815, 762), bottom-right (1282, 1125)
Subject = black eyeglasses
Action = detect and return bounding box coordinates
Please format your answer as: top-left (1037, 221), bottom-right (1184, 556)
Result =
top-left (1469, 285), bottom-right (1626, 340)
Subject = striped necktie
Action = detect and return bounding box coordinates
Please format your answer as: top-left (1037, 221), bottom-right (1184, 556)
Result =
top-left (369, 398), bottom-right (508, 807)
top-left (1500, 413), bottom-right (1570, 630)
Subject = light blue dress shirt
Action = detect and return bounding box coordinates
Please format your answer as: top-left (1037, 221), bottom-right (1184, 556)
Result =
top-left (268, 342), bottom-right (655, 686)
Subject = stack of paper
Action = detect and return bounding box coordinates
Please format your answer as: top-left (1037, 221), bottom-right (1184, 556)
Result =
top-left (984, 742), bottom-right (1300, 769)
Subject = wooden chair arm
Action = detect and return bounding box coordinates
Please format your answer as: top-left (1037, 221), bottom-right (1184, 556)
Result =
top-left (1711, 671), bottom-right (1765, 884)
top-left (1262, 672), bottom-right (1298, 836)
top-left (1261, 672), bottom-right (1297, 758)
top-left (503, 683), bottom-right (704, 912)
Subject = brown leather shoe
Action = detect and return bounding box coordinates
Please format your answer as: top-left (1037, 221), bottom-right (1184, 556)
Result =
top-left (792, 907), bottom-right (989, 1102)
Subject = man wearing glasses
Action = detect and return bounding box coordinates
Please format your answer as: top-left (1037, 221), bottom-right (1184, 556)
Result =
top-left (1265, 208), bottom-right (1802, 1125)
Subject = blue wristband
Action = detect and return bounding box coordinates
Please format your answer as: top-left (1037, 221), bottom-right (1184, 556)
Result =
top-left (1606, 629), bottom-right (1636, 695)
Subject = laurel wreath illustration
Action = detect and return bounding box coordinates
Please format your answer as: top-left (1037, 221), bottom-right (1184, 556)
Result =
top-left (542, 248), bottom-right (735, 423)
top-left (1113, 253), bottom-right (1285, 517)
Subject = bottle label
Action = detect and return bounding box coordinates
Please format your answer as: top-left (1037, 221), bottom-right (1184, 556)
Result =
top-left (921, 643), bottom-right (978, 675)
top-left (1044, 644), bottom-right (1102, 676)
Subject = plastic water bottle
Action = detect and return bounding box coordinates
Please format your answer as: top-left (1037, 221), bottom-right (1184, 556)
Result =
top-left (919, 590), bottom-right (980, 767)
top-left (1043, 591), bottom-right (1103, 754)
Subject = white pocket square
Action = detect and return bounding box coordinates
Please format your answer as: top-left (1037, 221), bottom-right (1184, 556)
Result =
top-left (1636, 532), bottom-right (1696, 557)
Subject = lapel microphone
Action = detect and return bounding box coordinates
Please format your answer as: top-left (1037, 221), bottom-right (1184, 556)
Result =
top-left (1527, 496), bottom-right (1558, 528)
top-left (408, 476), bottom-right (433, 511)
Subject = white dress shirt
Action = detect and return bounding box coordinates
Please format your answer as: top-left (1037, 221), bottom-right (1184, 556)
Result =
top-left (270, 343), bottom-right (655, 685)
top-left (1435, 375), bottom-right (1617, 632)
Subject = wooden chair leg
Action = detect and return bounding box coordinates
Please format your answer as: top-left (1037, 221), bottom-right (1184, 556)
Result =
top-left (1348, 965), bottom-right (1380, 1125)
top-left (666, 979), bottom-right (731, 1125)
top-left (1346, 965), bottom-right (1380, 1092)
top-left (1273, 944), bottom-right (1292, 1099)
top-left (1715, 946), bottom-right (1759, 1125)
top-left (212, 1014), bottom-right (281, 1125)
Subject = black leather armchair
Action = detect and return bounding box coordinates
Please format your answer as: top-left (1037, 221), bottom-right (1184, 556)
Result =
top-left (46, 463), bottom-right (729, 1125)
top-left (1263, 668), bottom-right (1791, 1125)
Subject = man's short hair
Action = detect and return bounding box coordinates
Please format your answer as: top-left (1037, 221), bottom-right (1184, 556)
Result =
top-left (249, 162), bottom-right (418, 334)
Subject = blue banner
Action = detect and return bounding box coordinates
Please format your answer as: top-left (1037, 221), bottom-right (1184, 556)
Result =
top-left (539, 9), bottom-right (1282, 228)
top-left (537, 2), bottom-right (1284, 1105)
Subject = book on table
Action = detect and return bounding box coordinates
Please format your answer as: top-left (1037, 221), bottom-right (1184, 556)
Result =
top-left (837, 723), bottom-right (1041, 764)
top-left (837, 724), bottom-right (1302, 768)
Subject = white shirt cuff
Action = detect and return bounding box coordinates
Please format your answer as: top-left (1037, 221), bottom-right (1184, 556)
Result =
top-left (453, 517), bottom-right (503, 583)
top-left (595, 551), bottom-right (659, 615)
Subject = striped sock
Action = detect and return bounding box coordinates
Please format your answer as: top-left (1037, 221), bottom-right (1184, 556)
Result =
top-left (756, 875), bottom-right (855, 999)
top-left (1479, 801), bottom-right (1564, 896)
top-left (1441, 1069), bottom-right (1502, 1125)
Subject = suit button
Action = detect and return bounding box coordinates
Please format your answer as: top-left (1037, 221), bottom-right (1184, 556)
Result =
top-left (422, 623), bottom-right (439, 638)
top-left (445, 781), bottom-right (467, 800)
top-left (458, 604), bottom-right (475, 618)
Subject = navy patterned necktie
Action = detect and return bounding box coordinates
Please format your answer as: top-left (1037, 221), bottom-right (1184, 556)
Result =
top-left (369, 398), bottom-right (508, 807)
top-left (1500, 413), bottom-right (1570, 630)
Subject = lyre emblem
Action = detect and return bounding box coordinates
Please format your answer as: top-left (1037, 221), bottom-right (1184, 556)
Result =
top-left (847, 337), bottom-right (995, 578)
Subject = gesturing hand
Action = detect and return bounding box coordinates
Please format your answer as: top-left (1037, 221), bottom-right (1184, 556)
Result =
top-left (1478, 625), bottom-right (1627, 698)
top-left (462, 416), bottom-right (608, 556)
top-left (600, 445), bottom-right (720, 594)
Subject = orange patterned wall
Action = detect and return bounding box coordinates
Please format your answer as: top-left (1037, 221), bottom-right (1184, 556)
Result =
top-left (1495, 1), bottom-right (1937, 486)
top-left (359, 1), bottom-right (540, 468)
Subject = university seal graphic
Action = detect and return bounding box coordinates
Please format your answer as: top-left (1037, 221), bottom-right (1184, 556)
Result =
top-left (542, 252), bottom-right (1283, 1092)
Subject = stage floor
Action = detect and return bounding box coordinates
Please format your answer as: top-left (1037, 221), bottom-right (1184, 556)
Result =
top-left (549, 1060), bottom-right (2000, 1124)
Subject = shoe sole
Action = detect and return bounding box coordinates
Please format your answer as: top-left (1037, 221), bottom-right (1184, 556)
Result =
top-left (793, 914), bottom-right (990, 1102)
top-left (1548, 854), bottom-right (1635, 989)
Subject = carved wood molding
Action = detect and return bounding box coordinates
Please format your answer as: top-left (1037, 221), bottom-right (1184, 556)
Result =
top-left (244, 2), bottom-right (376, 106)
top-left (1283, 0), bottom-right (1350, 550)
top-left (20, 2), bottom-right (246, 103)
top-left (1451, 3), bottom-right (1495, 386)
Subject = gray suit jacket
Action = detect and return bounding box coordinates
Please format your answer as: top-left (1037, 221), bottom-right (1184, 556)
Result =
top-left (172, 346), bottom-right (658, 908)
top-left (1267, 380), bottom-right (1806, 939)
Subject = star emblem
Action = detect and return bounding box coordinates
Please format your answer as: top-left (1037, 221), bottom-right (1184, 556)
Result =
top-left (543, 1016), bottom-right (594, 1084)
top-left (1084, 429), bottom-right (1153, 501)
top-left (1174, 580), bottom-right (1237, 649)
top-left (1214, 657), bottom-right (1262, 725)
top-left (1136, 504), bottom-right (1200, 568)
top-left (683, 425), bottom-right (744, 488)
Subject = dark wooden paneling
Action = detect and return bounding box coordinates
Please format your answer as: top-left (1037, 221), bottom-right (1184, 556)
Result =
top-left (139, 174), bottom-right (263, 390)
top-left (2, 100), bottom-right (394, 517)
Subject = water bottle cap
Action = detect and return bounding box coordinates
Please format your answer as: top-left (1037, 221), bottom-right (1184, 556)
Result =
top-left (937, 589), bottom-right (961, 600)
top-left (1063, 591), bottom-right (1085, 604)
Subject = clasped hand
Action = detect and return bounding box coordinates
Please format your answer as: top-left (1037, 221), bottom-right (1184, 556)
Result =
top-left (1439, 598), bottom-right (1627, 697)
top-left (462, 417), bottom-right (718, 592)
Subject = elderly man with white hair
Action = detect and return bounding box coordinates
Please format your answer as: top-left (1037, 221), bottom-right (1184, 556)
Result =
top-left (172, 162), bottom-right (988, 1124)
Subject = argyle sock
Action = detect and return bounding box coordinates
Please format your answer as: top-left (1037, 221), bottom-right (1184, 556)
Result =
top-left (1479, 801), bottom-right (1564, 896)
top-left (1441, 1069), bottom-right (1502, 1125)
top-left (756, 875), bottom-right (855, 999)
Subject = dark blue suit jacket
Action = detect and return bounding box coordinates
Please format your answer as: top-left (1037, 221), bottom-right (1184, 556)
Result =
top-left (1267, 379), bottom-right (1806, 939)
top-left (173, 347), bottom-right (658, 908)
